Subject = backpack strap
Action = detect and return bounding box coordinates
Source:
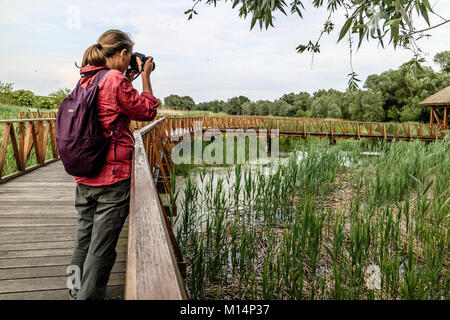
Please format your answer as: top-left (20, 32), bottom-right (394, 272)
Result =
top-left (80, 67), bottom-right (109, 78)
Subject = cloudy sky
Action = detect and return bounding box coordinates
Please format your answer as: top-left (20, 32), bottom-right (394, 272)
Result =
top-left (0, 0), bottom-right (449, 103)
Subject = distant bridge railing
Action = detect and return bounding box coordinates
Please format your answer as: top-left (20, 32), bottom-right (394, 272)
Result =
top-left (153, 116), bottom-right (446, 141)
top-left (0, 118), bottom-right (58, 183)
top-left (2, 115), bottom-right (446, 182)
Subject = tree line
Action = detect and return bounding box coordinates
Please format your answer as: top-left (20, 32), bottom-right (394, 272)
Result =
top-left (164, 52), bottom-right (450, 123)
top-left (1, 51), bottom-right (449, 123)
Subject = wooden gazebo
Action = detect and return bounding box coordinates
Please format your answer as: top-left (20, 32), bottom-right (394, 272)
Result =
top-left (420, 85), bottom-right (450, 130)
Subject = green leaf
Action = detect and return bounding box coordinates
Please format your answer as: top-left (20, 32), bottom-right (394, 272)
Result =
top-left (338, 17), bottom-right (354, 42)
top-left (422, 0), bottom-right (433, 10)
top-left (250, 13), bottom-right (258, 30)
top-left (419, 3), bottom-right (431, 26)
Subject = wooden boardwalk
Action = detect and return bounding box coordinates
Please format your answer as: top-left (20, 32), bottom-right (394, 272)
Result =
top-left (0, 161), bottom-right (127, 300)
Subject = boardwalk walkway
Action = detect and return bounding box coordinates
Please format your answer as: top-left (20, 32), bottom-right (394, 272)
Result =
top-left (0, 161), bottom-right (127, 299)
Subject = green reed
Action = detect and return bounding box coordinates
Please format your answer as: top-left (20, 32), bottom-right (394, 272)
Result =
top-left (174, 135), bottom-right (449, 300)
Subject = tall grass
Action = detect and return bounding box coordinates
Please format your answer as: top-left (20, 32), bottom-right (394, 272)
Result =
top-left (174, 136), bottom-right (449, 300)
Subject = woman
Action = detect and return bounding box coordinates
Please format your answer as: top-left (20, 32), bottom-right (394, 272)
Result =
top-left (69, 29), bottom-right (159, 300)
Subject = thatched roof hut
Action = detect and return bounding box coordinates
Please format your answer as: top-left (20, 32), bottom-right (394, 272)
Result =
top-left (420, 85), bottom-right (450, 107)
top-left (420, 86), bottom-right (449, 129)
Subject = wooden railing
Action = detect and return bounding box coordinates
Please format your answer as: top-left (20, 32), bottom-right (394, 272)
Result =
top-left (125, 117), bottom-right (188, 300)
top-left (0, 118), bottom-right (58, 183)
top-left (1, 115), bottom-right (446, 183)
top-left (16, 112), bottom-right (447, 139)
top-left (154, 116), bottom-right (446, 141)
top-left (18, 111), bottom-right (57, 119)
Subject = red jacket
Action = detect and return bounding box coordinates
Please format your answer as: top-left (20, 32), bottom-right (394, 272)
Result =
top-left (74, 65), bottom-right (159, 186)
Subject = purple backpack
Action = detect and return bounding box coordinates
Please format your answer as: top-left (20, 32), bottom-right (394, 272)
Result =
top-left (56, 68), bottom-right (119, 177)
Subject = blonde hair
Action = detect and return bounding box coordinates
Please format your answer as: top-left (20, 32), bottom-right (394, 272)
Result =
top-left (81, 29), bottom-right (134, 67)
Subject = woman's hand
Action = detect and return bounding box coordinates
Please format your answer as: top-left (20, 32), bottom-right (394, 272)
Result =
top-left (141, 56), bottom-right (154, 95)
top-left (141, 56), bottom-right (154, 78)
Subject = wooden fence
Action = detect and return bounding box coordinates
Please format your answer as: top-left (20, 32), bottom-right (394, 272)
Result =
top-left (2, 115), bottom-right (446, 182)
top-left (0, 119), bottom-right (58, 183)
top-left (159, 116), bottom-right (446, 141)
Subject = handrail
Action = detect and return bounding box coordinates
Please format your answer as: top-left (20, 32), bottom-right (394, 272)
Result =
top-left (158, 116), bottom-right (446, 140)
top-left (125, 117), bottom-right (188, 300)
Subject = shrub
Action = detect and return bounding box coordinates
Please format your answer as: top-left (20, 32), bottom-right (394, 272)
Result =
top-left (296, 109), bottom-right (312, 117)
top-left (49, 88), bottom-right (71, 105)
top-left (11, 90), bottom-right (36, 107)
top-left (36, 96), bottom-right (59, 109)
top-left (0, 81), bottom-right (15, 105)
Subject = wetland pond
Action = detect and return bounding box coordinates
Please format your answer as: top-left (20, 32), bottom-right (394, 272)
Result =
top-left (165, 137), bottom-right (449, 300)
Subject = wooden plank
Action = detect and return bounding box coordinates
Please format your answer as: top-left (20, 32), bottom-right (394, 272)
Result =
top-left (0, 251), bottom-right (127, 269)
top-left (0, 226), bottom-right (128, 237)
top-left (0, 226), bottom-right (80, 234)
top-left (0, 285), bottom-right (124, 300)
top-left (0, 238), bottom-right (128, 251)
top-left (0, 272), bottom-right (125, 294)
top-left (0, 232), bottom-right (128, 244)
top-left (0, 159), bottom-right (60, 184)
top-left (0, 262), bottom-right (127, 280)
top-left (0, 244), bottom-right (128, 259)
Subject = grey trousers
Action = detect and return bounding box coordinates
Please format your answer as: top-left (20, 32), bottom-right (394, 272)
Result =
top-left (69, 178), bottom-right (130, 300)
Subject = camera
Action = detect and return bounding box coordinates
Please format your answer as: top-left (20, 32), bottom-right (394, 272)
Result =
top-left (128, 52), bottom-right (156, 73)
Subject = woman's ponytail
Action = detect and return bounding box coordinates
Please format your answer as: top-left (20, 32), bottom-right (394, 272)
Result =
top-left (81, 30), bottom-right (134, 68)
top-left (81, 44), bottom-right (106, 67)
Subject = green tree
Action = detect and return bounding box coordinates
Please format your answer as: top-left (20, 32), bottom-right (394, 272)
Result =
top-left (311, 89), bottom-right (345, 119)
top-left (208, 100), bottom-right (228, 113)
top-left (269, 99), bottom-right (291, 116)
top-left (181, 96), bottom-right (196, 110)
top-left (226, 96), bottom-right (250, 115)
top-left (254, 100), bottom-right (271, 116)
top-left (348, 90), bottom-right (385, 122)
top-left (49, 88), bottom-right (71, 105)
top-left (281, 92), bottom-right (296, 105)
top-left (433, 51), bottom-right (450, 74)
top-left (164, 94), bottom-right (183, 110)
top-left (364, 58), bottom-right (450, 122)
top-left (292, 92), bottom-right (312, 113)
top-left (196, 101), bottom-right (212, 111)
top-left (327, 102), bottom-right (342, 119)
top-left (296, 109), bottom-right (311, 118)
top-left (164, 94), bottom-right (196, 110)
top-left (36, 96), bottom-right (59, 109)
top-left (11, 90), bottom-right (36, 107)
top-left (0, 81), bottom-right (14, 105)
top-left (241, 101), bottom-right (256, 115)
top-left (0, 81), bottom-right (13, 94)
